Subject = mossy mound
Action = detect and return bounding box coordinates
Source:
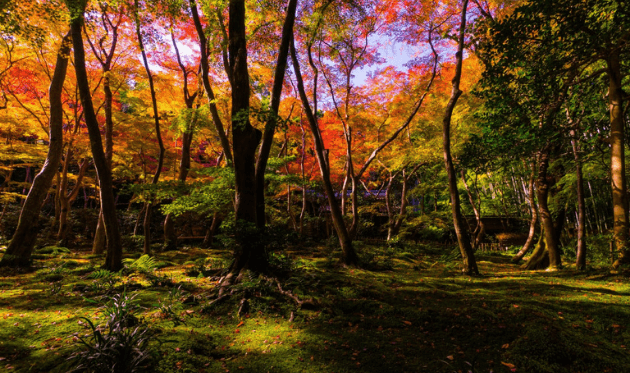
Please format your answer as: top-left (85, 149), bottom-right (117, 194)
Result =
top-left (34, 246), bottom-right (71, 258)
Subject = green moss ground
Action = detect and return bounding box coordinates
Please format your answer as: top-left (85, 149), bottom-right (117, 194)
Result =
top-left (0, 244), bottom-right (629, 373)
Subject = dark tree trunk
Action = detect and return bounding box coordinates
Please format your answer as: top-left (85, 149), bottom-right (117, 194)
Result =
top-left (461, 170), bottom-right (485, 249)
top-left (226, 0), bottom-right (264, 280)
top-left (0, 32), bottom-right (71, 268)
top-left (92, 209), bottom-right (106, 254)
top-left (57, 156), bottom-right (89, 246)
top-left (254, 0), bottom-right (298, 230)
top-left (203, 212), bottom-right (223, 248)
top-left (442, 0), bottom-right (478, 275)
top-left (291, 38), bottom-right (358, 266)
top-left (70, 9), bottom-right (123, 271)
top-left (134, 0), bottom-right (166, 256)
top-left (190, 0), bottom-right (233, 165)
top-left (143, 204), bottom-right (152, 254)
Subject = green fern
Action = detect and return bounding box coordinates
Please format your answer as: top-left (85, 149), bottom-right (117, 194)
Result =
top-left (86, 269), bottom-right (115, 280)
top-left (123, 255), bottom-right (158, 273)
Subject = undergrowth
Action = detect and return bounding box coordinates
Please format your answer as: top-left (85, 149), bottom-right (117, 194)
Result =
top-left (0, 244), bottom-right (628, 373)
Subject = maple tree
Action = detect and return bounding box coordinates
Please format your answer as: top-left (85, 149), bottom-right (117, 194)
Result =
top-left (0, 0), bottom-right (627, 278)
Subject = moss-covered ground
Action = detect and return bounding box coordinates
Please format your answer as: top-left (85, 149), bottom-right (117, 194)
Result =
top-left (0, 242), bottom-right (629, 373)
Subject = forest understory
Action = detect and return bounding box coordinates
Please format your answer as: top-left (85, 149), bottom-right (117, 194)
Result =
top-left (0, 240), bottom-right (628, 373)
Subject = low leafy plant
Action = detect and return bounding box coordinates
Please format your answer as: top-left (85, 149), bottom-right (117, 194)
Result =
top-left (70, 292), bottom-right (153, 373)
top-left (156, 285), bottom-right (185, 325)
top-left (86, 269), bottom-right (119, 292)
top-left (268, 252), bottom-right (295, 272)
top-left (123, 255), bottom-right (158, 274)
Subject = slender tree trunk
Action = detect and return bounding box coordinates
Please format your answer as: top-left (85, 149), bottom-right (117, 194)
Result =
top-left (0, 32), bottom-right (71, 268)
top-left (299, 118), bottom-right (307, 235)
top-left (134, 0), bottom-right (166, 256)
top-left (512, 163), bottom-right (537, 263)
top-left (461, 170), bottom-right (485, 249)
top-left (608, 51), bottom-right (629, 269)
top-left (291, 38), bottom-right (358, 266)
top-left (143, 204), bottom-right (152, 254)
top-left (441, 0), bottom-right (478, 275)
top-left (570, 121), bottom-right (587, 270)
top-left (254, 0), bottom-right (298, 229)
top-left (70, 8), bottom-right (123, 271)
top-left (385, 169), bottom-right (399, 241)
top-left (190, 0), bottom-right (233, 165)
top-left (203, 212), bottom-right (223, 248)
top-left (57, 157), bottom-right (89, 245)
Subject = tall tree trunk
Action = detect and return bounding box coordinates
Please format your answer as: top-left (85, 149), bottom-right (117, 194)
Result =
top-left (608, 51), bottom-right (629, 269)
top-left (190, 0), bottom-right (233, 165)
top-left (254, 0), bottom-right (298, 229)
top-left (134, 0), bottom-right (166, 256)
top-left (512, 162), bottom-right (537, 263)
top-left (441, 0), bottom-right (479, 275)
top-left (0, 32), bottom-right (71, 268)
top-left (226, 0), bottom-right (264, 281)
top-left (85, 6), bottom-right (122, 256)
top-left (569, 117), bottom-right (587, 270)
top-left (291, 38), bottom-right (358, 266)
top-left (70, 7), bottom-right (123, 271)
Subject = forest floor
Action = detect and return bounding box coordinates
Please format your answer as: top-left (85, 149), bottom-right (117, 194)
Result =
top-left (0, 241), bottom-right (629, 373)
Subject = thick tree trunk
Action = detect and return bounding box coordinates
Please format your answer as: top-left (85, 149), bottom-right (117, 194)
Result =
top-left (522, 231), bottom-right (549, 270)
top-left (254, 0), bottom-right (298, 229)
top-left (291, 38), bottom-right (358, 266)
top-left (528, 148), bottom-right (561, 270)
top-left (70, 10), bottom-right (123, 271)
top-left (608, 51), bottom-right (629, 269)
top-left (512, 163), bottom-right (537, 263)
top-left (226, 0), bottom-right (264, 279)
top-left (442, 0), bottom-right (478, 275)
top-left (0, 32), bottom-right (71, 268)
